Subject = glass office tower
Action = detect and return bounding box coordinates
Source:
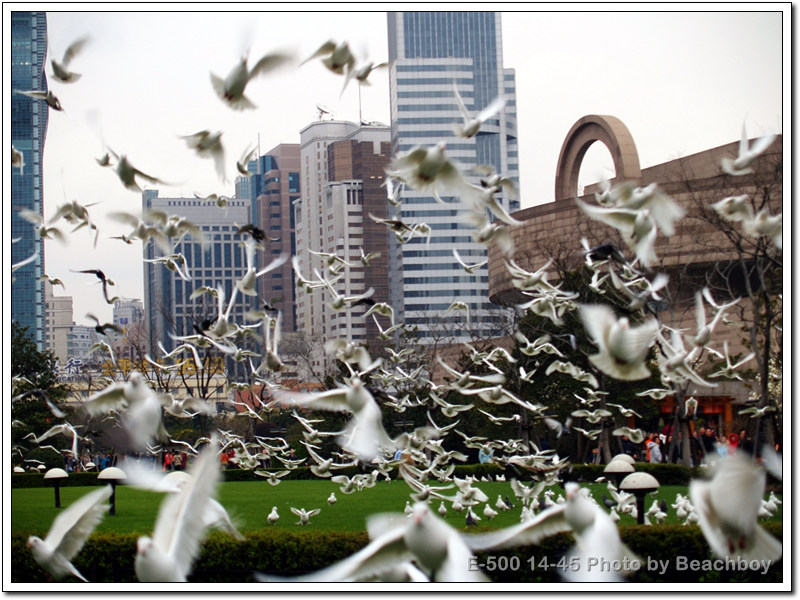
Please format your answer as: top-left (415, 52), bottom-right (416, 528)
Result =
top-left (387, 11), bottom-right (519, 342)
top-left (11, 11), bottom-right (49, 346)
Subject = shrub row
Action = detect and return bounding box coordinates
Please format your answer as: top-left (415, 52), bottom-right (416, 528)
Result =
top-left (10, 522), bottom-right (782, 583)
top-left (10, 462), bottom-right (695, 488)
top-left (12, 462), bottom-right (781, 497)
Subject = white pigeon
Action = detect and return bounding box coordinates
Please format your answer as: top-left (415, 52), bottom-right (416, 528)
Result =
top-left (12, 144), bottom-right (25, 173)
top-left (575, 198), bottom-right (660, 268)
top-left (688, 289), bottom-right (728, 349)
top-left (49, 35), bottom-right (90, 83)
top-left (437, 501), bottom-right (448, 517)
top-left (452, 248), bottom-right (488, 273)
top-left (689, 453), bottom-right (782, 562)
top-left (27, 485), bottom-right (113, 582)
top-left (328, 492), bottom-right (338, 506)
top-left (482, 504), bottom-right (498, 520)
top-left (256, 502), bottom-right (485, 582)
top-left (286, 376), bottom-right (394, 461)
top-left (211, 50), bottom-right (292, 110)
top-left (204, 499), bottom-right (245, 541)
top-left (743, 207), bottom-right (782, 249)
top-left (254, 470), bottom-right (291, 486)
top-left (25, 422), bottom-right (82, 459)
top-left (657, 329), bottom-right (717, 388)
top-left (110, 152), bottom-right (166, 192)
top-left (236, 243), bottom-right (288, 296)
top-left (301, 39), bottom-right (356, 75)
top-left (82, 372), bottom-right (170, 450)
top-left (17, 88), bottom-right (64, 111)
top-left (181, 129), bottom-right (226, 182)
top-left (721, 122), bottom-right (776, 176)
top-left (560, 482), bottom-right (640, 582)
top-left (711, 194), bottom-right (754, 223)
top-left (341, 60), bottom-right (387, 95)
top-left (710, 340), bottom-right (755, 380)
top-left (579, 304), bottom-right (659, 381)
top-left (385, 142), bottom-right (467, 195)
top-left (612, 427), bottom-right (645, 444)
top-left (267, 506), bottom-right (280, 525)
top-left (598, 181), bottom-right (686, 237)
top-left (291, 507), bottom-right (321, 526)
top-left (451, 83), bottom-right (506, 139)
top-left (134, 438), bottom-right (222, 582)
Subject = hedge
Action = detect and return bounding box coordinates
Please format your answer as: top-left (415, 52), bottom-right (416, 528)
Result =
top-left (10, 522), bottom-right (783, 583)
top-left (9, 462), bottom-right (696, 487)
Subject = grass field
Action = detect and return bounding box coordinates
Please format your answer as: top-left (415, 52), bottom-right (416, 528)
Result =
top-left (10, 478), bottom-right (783, 538)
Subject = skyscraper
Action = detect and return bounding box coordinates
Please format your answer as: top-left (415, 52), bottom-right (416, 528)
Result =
top-left (387, 11), bottom-right (519, 341)
top-left (141, 191), bottom-right (253, 361)
top-left (294, 119), bottom-right (392, 377)
top-left (11, 11), bottom-right (49, 346)
top-left (247, 144), bottom-right (301, 334)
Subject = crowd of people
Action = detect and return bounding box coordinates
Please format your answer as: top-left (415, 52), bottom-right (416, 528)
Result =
top-left (617, 425), bottom-right (755, 465)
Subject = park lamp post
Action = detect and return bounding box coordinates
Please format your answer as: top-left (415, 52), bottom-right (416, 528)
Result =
top-left (620, 471), bottom-right (660, 525)
top-left (44, 468), bottom-right (68, 508)
top-left (611, 453), bottom-right (636, 466)
top-left (603, 458), bottom-right (634, 488)
top-left (98, 467), bottom-right (127, 516)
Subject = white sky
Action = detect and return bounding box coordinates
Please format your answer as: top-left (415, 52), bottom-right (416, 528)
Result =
top-left (4, 4), bottom-right (787, 326)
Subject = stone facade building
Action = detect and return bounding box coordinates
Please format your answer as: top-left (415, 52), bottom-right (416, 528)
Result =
top-left (488, 115), bottom-right (783, 435)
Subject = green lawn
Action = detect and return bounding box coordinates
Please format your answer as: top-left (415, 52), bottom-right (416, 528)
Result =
top-left (11, 479), bottom-right (783, 538)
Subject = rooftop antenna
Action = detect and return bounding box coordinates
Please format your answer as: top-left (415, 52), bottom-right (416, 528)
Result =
top-left (316, 103), bottom-right (333, 121)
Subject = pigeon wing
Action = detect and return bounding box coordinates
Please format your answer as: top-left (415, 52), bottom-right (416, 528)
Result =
top-left (288, 387), bottom-right (350, 413)
top-left (255, 524), bottom-right (410, 582)
top-left (248, 52), bottom-right (292, 80)
top-left (48, 485), bottom-right (113, 561)
top-left (82, 383), bottom-right (129, 416)
top-left (61, 36), bottom-right (90, 67)
top-left (476, 95), bottom-right (506, 124)
top-left (152, 440), bottom-right (221, 579)
top-left (437, 534), bottom-right (490, 582)
top-left (463, 503), bottom-right (569, 551)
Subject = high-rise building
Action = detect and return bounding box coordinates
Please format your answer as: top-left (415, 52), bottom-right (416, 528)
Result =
top-left (11, 11), bottom-right (49, 347)
top-left (294, 119), bottom-right (392, 376)
top-left (141, 191), bottom-right (254, 362)
top-left (387, 11), bottom-right (519, 341)
top-left (248, 145), bottom-right (301, 333)
top-left (110, 298), bottom-right (146, 363)
top-left (43, 282), bottom-right (73, 363)
top-left (67, 324), bottom-right (97, 363)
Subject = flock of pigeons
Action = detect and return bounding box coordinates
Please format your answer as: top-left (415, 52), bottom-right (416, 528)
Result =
top-left (12, 33), bottom-right (782, 584)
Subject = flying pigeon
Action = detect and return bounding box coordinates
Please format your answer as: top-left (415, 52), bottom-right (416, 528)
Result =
top-left (560, 482), bottom-right (640, 582)
top-left (579, 304), bottom-right (659, 381)
top-left (181, 130), bottom-right (226, 182)
top-left (451, 83), bottom-right (506, 139)
top-left (27, 485), bottom-right (113, 582)
top-left (16, 89), bottom-right (64, 111)
top-left (134, 438), bottom-right (222, 582)
top-left (286, 376), bottom-right (395, 461)
top-left (291, 507), bottom-right (321, 526)
top-left (211, 50), bottom-right (293, 110)
top-left (12, 144), bottom-right (25, 173)
top-left (301, 39), bottom-right (356, 75)
top-left (49, 35), bottom-right (90, 83)
top-left (721, 122), bottom-right (776, 176)
top-left (690, 453), bottom-right (782, 562)
top-left (82, 372), bottom-right (170, 451)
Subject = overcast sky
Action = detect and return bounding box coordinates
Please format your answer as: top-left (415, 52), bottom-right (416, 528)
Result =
top-left (6, 5), bottom-right (786, 328)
